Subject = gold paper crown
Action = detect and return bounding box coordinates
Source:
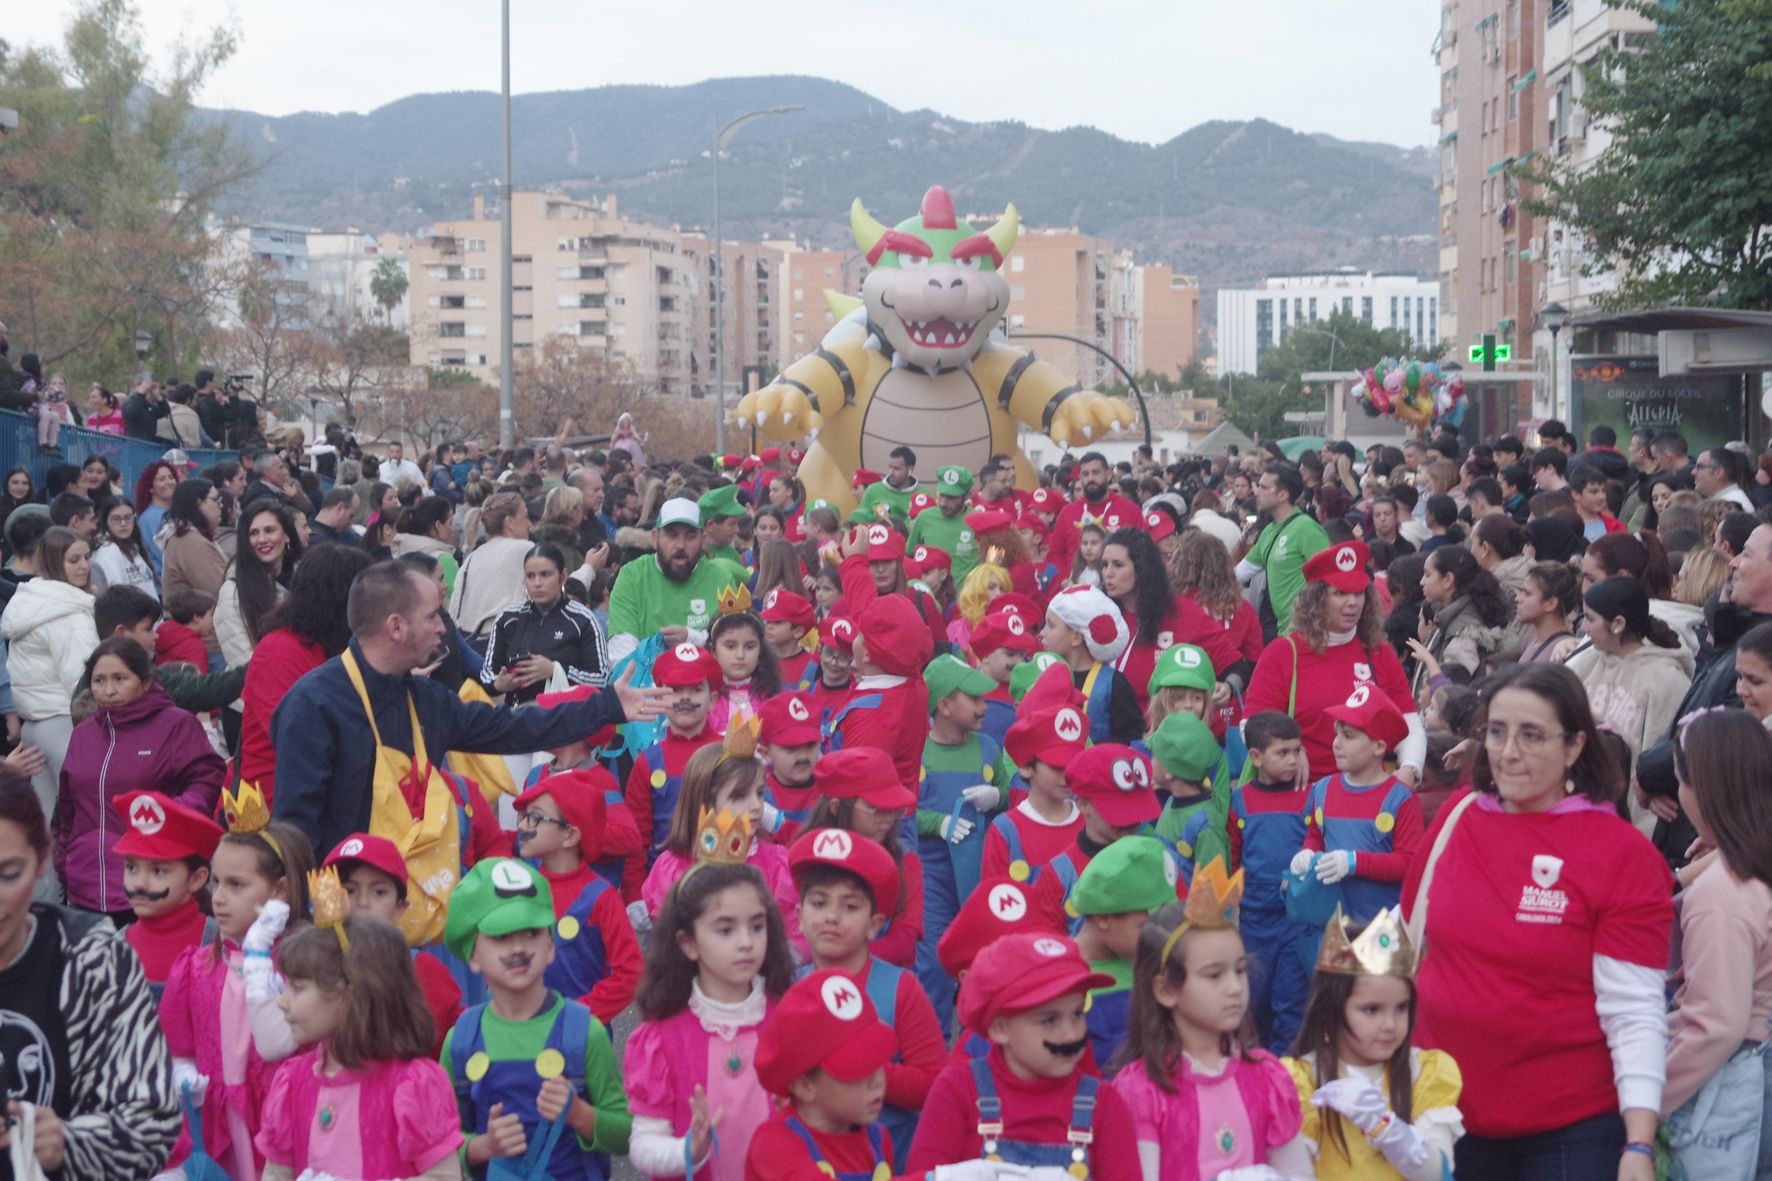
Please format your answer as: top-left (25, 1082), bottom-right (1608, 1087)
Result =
top-left (222, 781), bottom-right (271, 837)
top-left (718, 583), bottom-right (753, 615)
top-left (308, 866), bottom-right (353, 950)
top-left (694, 806), bottom-right (753, 865)
top-left (984, 545), bottom-right (1005, 568)
top-left (721, 704), bottom-right (762, 761)
top-left (1316, 905), bottom-right (1416, 979)
top-left (1183, 858), bottom-right (1244, 931)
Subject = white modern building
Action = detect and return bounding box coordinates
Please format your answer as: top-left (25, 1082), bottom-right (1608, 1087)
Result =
top-left (306, 231), bottom-right (411, 330)
top-left (1216, 272), bottom-right (1440, 375)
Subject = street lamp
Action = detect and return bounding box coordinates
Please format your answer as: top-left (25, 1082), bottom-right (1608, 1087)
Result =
top-left (712, 105), bottom-right (802, 453)
top-left (132, 331), bottom-right (153, 361)
top-left (1541, 301), bottom-right (1569, 419)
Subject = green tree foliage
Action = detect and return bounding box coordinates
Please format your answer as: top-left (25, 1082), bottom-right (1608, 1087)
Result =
top-left (0, 0), bottom-right (245, 374)
top-left (369, 256), bottom-right (408, 323)
top-left (1215, 310), bottom-right (1421, 440)
top-left (1525, 0), bottom-right (1772, 309)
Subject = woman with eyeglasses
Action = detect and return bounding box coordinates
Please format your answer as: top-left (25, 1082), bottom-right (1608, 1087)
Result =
top-left (1402, 662), bottom-right (1672, 1181)
top-left (87, 496), bottom-right (157, 598)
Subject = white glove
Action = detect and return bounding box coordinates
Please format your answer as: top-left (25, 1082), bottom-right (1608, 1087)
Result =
top-left (761, 802), bottom-right (783, 833)
top-left (172, 1059), bottom-right (208, 1106)
top-left (1287, 849), bottom-right (1315, 876)
top-left (931, 1162), bottom-right (1030, 1181)
top-left (627, 899), bottom-right (651, 930)
top-left (243, 899), bottom-right (291, 954)
top-left (961, 784), bottom-right (1001, 811)
top-left (1214, 1167), bottom-right (1286, 1181)
top-left (1314, 850), bottom-right (1355, 885)
top-left (1019, 1170), bottom-right (1076, 1181)
top-left (295, 1171), bottom-right (349, 1181)
top-left (1367, 1108), bottom-right (1438, 1174)
top-left (940, 815), bottom-right (975, 844)
top-left (1312, 1076), bottom-right (1389, 1133)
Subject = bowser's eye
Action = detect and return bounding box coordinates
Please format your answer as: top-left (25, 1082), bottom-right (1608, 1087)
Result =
top-left (954, 256), bottom-right (982, 270)
top-left (900, 253), bottom-right (929, 267)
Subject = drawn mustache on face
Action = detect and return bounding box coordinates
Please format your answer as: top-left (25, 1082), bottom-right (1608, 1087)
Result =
top-left (126, 887), bottom-right (172, 903)
top-left (500, 951), bottom-right (535, 969)
top-left (1043, 1035), bottom-right (1089, 1059)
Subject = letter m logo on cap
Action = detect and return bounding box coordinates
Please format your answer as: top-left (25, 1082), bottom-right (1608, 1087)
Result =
top-left (130, 796), bottom-right (166, 835)
top-left (812, 830), bottom-right (854, 859)
top-left (1335, 545), bottom-right (1359, 573)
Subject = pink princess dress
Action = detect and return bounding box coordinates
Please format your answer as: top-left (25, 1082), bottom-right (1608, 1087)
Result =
top-left (1114, 1047), bottom-right (1303, 1181)
top-left (255, 1048), bottom-right (463, 1179)
top-left (624, 979), bottom-right (777, 1181)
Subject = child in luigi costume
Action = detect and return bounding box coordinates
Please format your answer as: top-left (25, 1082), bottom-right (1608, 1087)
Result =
top-left (698, 485), bottom-right (752, 573)
top-left (441, 858), bottom-right (631, 1180)
top-left (907, 466), bottom-right (982, 584)
top-left (1145, 641), bottom-right (1244, 779)
top-left (915, 653), bottom-right (1013, 1030)
top-left (1069, 835), bottom-right (1182, 1069)
top-left (1147, 710), bottom-right (1231, 878)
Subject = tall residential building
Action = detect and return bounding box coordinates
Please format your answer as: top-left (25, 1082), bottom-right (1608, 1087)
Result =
top-left (208, 219), bottom-right (312, 326)
top-left (1434, 0), bottom-right (1545, 435)
top-left (306, 231), bottom-right (410, 329)
top-left (768, 244), bottom-right (865, 365)
top-left (1215, 273), bottom-right (1439, 375)
top-left (1137, 265), bottom-right (1203, 381)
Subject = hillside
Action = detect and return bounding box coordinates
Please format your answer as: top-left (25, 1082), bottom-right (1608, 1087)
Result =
top-left (202, 74), bottom-right (1436, 297)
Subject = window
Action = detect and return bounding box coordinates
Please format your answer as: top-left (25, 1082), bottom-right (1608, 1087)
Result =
top-left (1255, 298), bottom-right (1274, 357)
top-left (1362, 296), bottom-right (1373, 323)
top-left (1011, 256), bottom-right (1025, 272)
top-left (1505, 245), bottom-right (1517, 285)
top-left (1010, 285), bottom-right (1025, 300)
top-left (793, 267), bottom-right (805, 280)
top-left (824, 267), bottom-right (835, 278)
top-left (1308, 297), bottom-right (1318, 320)
top-left (794, 331), bottom-right (805, 344)
top-left (1391, 296), bottom-right (1399, 324)
top-left (465, 238), bottom-right (486, 252)
top-left (465, 266), bottom-right (486, 281)
top-left (1507, 84), bottom-right (1519, 123)
top-left (792, 288), bottom-right (803, 300)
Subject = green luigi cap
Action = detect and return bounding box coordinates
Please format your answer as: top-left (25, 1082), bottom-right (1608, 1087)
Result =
top-left (925, 653), bottom-right (998, 713)
top-left (1148, 643), bottom-right (1215, 696)
top-left (1070, 835), bottom-right (1179, 917)
top-left (936, 466), bottom-right (975, 494)
top-left (1010, 652), bottom-right (1065, 702)
top-left (697, 484), bottom-right (749, 520)
top-left (443, 857), bottom-right (557, 961)
top-left (1148, 711), bottom-right (1221, 783)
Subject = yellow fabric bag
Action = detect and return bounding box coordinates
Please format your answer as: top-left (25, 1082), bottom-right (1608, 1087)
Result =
top-left (343, 650), bottom-right (463, 947)
top-left (450, 679), bottom-right (518, 807)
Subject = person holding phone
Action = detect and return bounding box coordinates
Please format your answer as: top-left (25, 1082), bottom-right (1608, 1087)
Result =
top-left (478, 542), bottom-right (609, 706)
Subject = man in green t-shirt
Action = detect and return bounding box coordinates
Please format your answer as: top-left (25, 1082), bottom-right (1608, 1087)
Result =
top-left (858, 444), bottom-right (923, 520)
top-left (907, 465), bottom-right (982, 585)
top-left (1235, 463), bottom-right (1328, 640)
top-left (606, 497), bottom-right (743, 663)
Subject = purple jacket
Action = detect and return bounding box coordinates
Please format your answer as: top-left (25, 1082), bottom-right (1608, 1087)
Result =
top-left (53, 680), bottom-right (226, 912)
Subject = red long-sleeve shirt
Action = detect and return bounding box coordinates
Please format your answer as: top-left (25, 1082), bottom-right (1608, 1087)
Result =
top-left (744, 1107), bottom-right (900, 1181)
top-left (870, 850), bottom-right (924, 968)
top-left (1300, 771), bottom-right (1424, 884)
top-left (413, 949), bottom-right (464, 1059)
top-left (538, 860), bottom-right (643, 1024)
top-left (981, 803), bottom-right (1085, 882)
top-left (851, 957), bottom-right (947, 1110)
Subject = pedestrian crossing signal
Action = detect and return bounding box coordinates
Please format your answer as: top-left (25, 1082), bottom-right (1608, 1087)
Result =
top-left (1468, 334), bottom-right (1511, 371)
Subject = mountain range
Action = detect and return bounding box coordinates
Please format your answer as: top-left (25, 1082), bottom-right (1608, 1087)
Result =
top-left (201, 74), bottom-right (1438, 309)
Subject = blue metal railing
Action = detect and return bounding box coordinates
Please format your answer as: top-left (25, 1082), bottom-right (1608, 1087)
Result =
top-left (0, 409), bottom-right (243, 493)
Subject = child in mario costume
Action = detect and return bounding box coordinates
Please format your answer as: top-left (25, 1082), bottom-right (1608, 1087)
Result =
top-left (113, 790), bottom-right (223, 998)
top-left (984, 705), bottom-right (1087, 884)
top-left (745, 969), bottom-right (904, 1181)
top-left (969, 608), bottom-right (1038, 749)
top-left (829, 539), bottom-right (936, 799)
top-left (813, 614), bottom-right (858, 714)
top-left (935, 872), bottom-right (1071, 1054)
top-left (759, 691), bottom-right (824, 844)
top-left (789, 828), bottom-right (946, 1170)
top-left (762, 588), bottom-right (820, 693)
top-left (1289, 686), bottom-right (1423, 924)
top-left (1042, 585), bottom-right (1142, 746)
top-left (906, 933), bottom-right (1140, 1181)
top-left (625, 642), bottom-right (725, 886)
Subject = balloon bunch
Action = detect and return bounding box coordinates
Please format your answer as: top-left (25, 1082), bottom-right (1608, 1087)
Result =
top-left (1353, 358), bottom-right (1466, 429)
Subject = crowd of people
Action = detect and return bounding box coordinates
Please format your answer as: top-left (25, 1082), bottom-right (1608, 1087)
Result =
top-left (1, 352), bottom-right (1771, 1181)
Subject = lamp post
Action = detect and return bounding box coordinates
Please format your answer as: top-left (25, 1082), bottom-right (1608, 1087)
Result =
top-left (132, 331), bottom-right (153, 362)
top-left (1288, 323), bottom-right (1340, 373)
top-left (1540, 302), bottom-right (1569, 421)
top-left (712, 105), bottom-right (802, 454)
top-left (1007, 331), bottom-right (1153, 451)
top-left (497, 0), bottom-right (515, 450)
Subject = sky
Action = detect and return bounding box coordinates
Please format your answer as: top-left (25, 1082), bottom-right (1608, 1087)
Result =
top-left (13, 0), bottom-right (1442, 148)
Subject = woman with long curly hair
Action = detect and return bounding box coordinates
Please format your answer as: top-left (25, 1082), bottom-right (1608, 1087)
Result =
top-left (131, 459), bottom-right (181, 575)
top-left (1407, 544), bottom-right (1515, 695)
top-left (1169, 528), bottom-right (1264, 692)
top-left (1100, 525), bottom-right (1182, 712)
top-left (1243, 541), bottom-right (1423, 783)
top-left (947, 560), bottom-right (1011, 656)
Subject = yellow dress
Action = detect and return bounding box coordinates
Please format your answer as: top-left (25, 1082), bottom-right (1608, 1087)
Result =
top-left (1282, 1048), bottom-right (1464, 1181)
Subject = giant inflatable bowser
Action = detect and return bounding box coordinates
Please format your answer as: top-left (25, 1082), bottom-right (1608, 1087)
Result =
top-left (730, 185), bottom-right (1137, 513)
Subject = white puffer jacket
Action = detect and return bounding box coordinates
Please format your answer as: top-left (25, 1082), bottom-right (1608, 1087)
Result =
top-left (1, 578), bottom-right (98, 720)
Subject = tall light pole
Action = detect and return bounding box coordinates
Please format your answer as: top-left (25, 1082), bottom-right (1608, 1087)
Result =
top-left (712, 105), bottom-right (802, 453)
top-left (1541, 301), bottom-right (1569, 421)
top-left (498, 0), bottom-right (515, 449)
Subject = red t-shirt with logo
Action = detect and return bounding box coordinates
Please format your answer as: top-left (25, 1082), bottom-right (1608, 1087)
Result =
top-left (1243, 636), bottom-right (1413, 779)
top-left (1402, 790), bottom-right (1672, 1138)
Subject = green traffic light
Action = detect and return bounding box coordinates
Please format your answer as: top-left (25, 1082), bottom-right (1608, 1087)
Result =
top-left (1495, 343), bottom-right (1512, 362)
top-left (1468, 344), bottom-right (1484, 363)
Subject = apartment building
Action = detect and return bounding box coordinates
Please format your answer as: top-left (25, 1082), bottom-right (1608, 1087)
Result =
top-left (1216, 273), bottom-right (1439, 375)
top-left (307, 231), bottom-right (410, 329)
top-left (1137, 265), bottom-right (1203, 381)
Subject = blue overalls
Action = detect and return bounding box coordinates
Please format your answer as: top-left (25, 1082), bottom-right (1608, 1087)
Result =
top-left (794, 959), bottom-right (919, 1171)
top-left (1079, 664), bottom-right (1114, 748)
top-left (980, 694), bottom-right (1017, 752)
top-left (542, 877), bottom-right (611, 1014)
top-left (1084, 961), bottom-right (1133, 1072)
top-left (988, 816), bottom-right (1080, 894)
top-left (1231, 785), bottom-right (1312, 1053)
top-left (782, 1117), bottom-right (890, 1181)
top-left (524, 765), bottom-right (627, 890)
top-left (915, 734), bottom-right (1000, 1031)
top-left (971, 1057), bottom-right (1099, 1174)
top-left (640, 740), bottom-right (686, 862)
top-left (1304, 774), bottom-right (1414, 921)
top-left (450, 997), bottom-right (607, 1181)
top-left (821, 693), bottom-right (884, 753)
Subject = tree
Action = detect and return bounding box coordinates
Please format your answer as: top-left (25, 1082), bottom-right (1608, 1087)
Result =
top-left (208, 260), bottom-right (322, 416)
top-left (1525, 0), bottom-right (1772, 309)
top-left (308, 309), bottom-right (408, 427)
top-left (376, 367), bottom-right (497, 453)
top-left (510, 337), bottom-right (713, 457)
top-left (0, 0), bottom-right (248, 376)
top-left (1216, 309), bottom-right (1423, 440)
top-left (369, 257), bottom-right (408, 325)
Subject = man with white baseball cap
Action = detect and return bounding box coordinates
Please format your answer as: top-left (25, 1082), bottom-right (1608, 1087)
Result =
top-left (606, 496), bottom-right (744, 663)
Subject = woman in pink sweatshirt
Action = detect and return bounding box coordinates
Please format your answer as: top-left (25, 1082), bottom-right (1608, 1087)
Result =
top-left (1665, 709), bottom-right (1772, 1178)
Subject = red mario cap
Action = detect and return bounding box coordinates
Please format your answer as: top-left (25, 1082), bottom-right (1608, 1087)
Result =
top-left (1323, 682), bottom-right (1409, 751)
top-left (786, 448), bottom-right (805, 465)
top-left (787, 827), bottom-right (901, 916)
top-left (937, 873), bottom-right (1069, 977)
top-left (911, 544), bottom-right (951, 571)
top-left (956, 932), bottom-right (1115, 1035)
top-left (759, 692), bottom-right (820, 748)
top-left (813, 747), bottom-right (917, 810)
top-left (1067, 743), bottom-right (1161, 827)
top-left (863, 522), bottom-right (907, 562)
top-left (971, 608), bottom-right (1039, 657)
top-left (1028, 487), bottom-right (1066, 514)
top-left (760, 448), bottom-right (781, 464)
top-left (755, 969), bottom-right (897, 1096)
top-left (819, 614), bottom-right (858, 655)
top-left (965, 508), bottom-right (1015, 536)
top-left (531, 684), bottom-right (619, 751)
top-left (111, 792), bottom-right (223, 862)
top-left (322, 833), bottom-right (408, 886)
top-left (514, 767), bottom-right (613, 860)
top-left (1303, 540), bottom-right (1372, 593)
top-left (740, 455), bottom-right (761, 474)
top-left (653, 642), bottom-right (721, 688)
top-left (1142, 509), bottom-right (1177, 543)
top-left (856, 593), bottom-right (932, 677)
top-left (908, 491), bottom-right (934, 518)
top-left (853, 469), bottom-right (882, 488)
top-left (1005, 705), bottom-right (1090, 770)
top-left (991, 593), bottom-right (1042, 625)
top-left (760, 587), bottom-right (815, 629)
top-left (1016, 512), bottom-right (1050, 541)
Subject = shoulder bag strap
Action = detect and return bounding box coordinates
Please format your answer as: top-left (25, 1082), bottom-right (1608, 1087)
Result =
top-left (1405, 791), bottom-right (1480, 956)
top-left (1286, 635), bottom-right (1300, 717)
